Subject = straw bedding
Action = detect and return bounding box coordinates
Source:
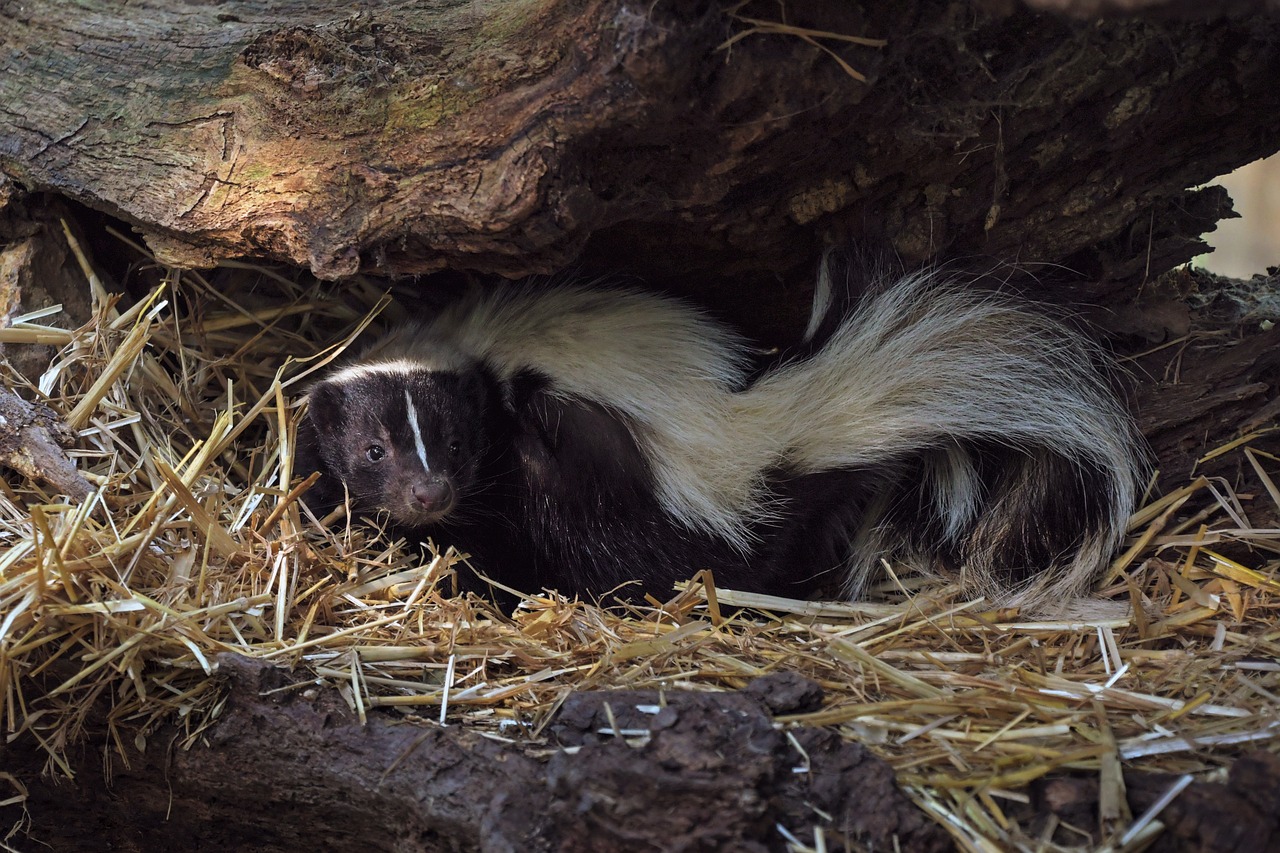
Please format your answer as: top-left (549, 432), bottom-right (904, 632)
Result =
top-left (1, 226), bottom-right (1277, 850)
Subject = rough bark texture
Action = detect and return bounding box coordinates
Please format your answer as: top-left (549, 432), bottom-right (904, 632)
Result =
top-left (6, 657), bottom-right (1277, 851)
top-left (0, 192), bottom-right (94, 381)
top-left (0, 0), bottom-right (1277, 292)
top-left (1, 658), bottom-right (950, 853)
top-left (1028, 752), bottom-right (1280, 852)
top-left (0, 387), bottom-right (89, 499)
top-left (1113, 268), bottom-right (1280, 506)
top-left (0, 194), bottom-right (96, 496)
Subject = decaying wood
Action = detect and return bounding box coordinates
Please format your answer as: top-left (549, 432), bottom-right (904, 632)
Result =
top-left (2, 658), bottom-right (950, 853)
top-left (1119, 269), bottom-right (1280, 505)
top-left (0, 195), bottom-right (97, 498)
top-left (1028, 752), bottom-right (1280, 853)
top-left (0, 1), bottom-right (1277, 291)
top-left (0, 195), bottom-right (95, 381)
top-left (0, 388), bottom-right (88, 499)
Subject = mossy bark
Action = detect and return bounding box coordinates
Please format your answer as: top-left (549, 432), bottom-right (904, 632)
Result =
top-left (0, 1), bottom-right (1276, 291)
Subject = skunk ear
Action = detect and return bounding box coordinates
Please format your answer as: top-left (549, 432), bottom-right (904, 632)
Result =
top-left (304, 380), bottom-right (347, 438)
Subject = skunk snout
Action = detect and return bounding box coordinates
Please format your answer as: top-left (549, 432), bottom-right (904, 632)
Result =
top-left (412, 477), bottom-right (455, 515)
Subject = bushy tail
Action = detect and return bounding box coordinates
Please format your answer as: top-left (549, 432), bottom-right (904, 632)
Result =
top-left (744, 261), bottom-right (1145, 609)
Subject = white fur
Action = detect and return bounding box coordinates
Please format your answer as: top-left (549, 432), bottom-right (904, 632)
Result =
top-left (803, 257), bottom-right (835, 343)
top-left (330, 356), bottom-right (470, 382)
top-left (404, 389), bottom-right (431, 472)
top-left (742, 272), bottom-right (1142, 604)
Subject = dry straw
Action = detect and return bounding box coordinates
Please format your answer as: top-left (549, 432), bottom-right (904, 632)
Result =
top-left (1, 228), bottom-right (1277, 851)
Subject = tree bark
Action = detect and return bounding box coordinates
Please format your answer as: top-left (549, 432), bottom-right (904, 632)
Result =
top-left (6, 656), bottom-right (1276, 851)
top-left (1, 659), bottom-right (950, 853)
top-left (0, 0), bottom-right (1277, 290)
top-left (1028, 752), bottom-right (1280, 853)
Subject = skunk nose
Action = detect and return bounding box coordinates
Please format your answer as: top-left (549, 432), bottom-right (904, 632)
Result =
top-left (412, 478), bottom-right (454, 514)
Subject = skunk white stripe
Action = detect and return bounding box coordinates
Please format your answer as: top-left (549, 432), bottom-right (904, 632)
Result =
top-left (803, 253), bottom-right (835, 343)
top-left (404, 389), bottom-right (431, 472)
top-left (330, 357), bottom-right (461, 384)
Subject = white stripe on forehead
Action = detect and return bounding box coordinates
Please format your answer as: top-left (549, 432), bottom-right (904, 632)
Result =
top-left (328, 355), bottom-right (465, 384)
top-left (403, 388), bottom-right (431, 473)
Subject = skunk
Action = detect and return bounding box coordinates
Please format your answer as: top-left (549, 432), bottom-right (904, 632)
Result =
top-left (297, 258), bottom-right (1143, 609)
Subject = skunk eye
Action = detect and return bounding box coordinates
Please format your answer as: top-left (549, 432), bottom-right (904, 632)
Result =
top-left (365, 445), bottom-right (386, 462)
top-left (448, 440), bottom-right (461, 457)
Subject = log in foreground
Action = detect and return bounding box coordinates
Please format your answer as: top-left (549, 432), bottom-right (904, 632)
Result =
top-left (3, 659), bottom-right (950, 852)
top-left (8, 656), bottom-right (1276, 851)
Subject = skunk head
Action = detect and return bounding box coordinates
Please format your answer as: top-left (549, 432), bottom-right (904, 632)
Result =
top-left (304, 363), bottom-right (495, 528)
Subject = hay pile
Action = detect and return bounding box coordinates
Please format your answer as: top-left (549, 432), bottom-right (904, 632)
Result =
top-left (1, 229), bottom-right (1277, 851)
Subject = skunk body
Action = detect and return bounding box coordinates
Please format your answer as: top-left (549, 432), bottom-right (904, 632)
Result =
top-left (299, 260), bottom-right (1143, 608)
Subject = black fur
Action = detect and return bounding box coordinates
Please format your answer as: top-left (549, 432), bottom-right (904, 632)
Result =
top-left (297, 267), bottom-right (1141, 608)
top-left (299, 363), bottom-right (869, 600)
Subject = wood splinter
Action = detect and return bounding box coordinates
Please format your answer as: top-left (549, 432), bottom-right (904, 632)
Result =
top-left (0, 386), bottom-right (91, 500)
